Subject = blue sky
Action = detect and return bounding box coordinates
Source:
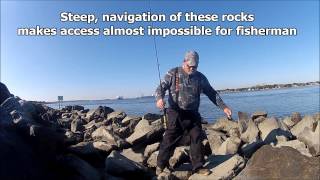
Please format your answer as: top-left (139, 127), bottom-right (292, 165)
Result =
top-left (1, 0), bottom-right (319, 101)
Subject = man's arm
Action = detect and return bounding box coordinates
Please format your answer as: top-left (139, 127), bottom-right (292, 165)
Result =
top-left (155, 70), bottom-right (174, 109)
top-left (201, 75), bottom-right (232, 118)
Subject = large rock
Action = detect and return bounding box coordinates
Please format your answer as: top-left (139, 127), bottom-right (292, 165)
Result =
top-left (215, 136), bottom-right (241, 155)
top-left (19, 100), bottom-right (41, 121)
top-left (235, 145), bottom-right (320, 180)
top-left (105, 151), bottom-right (152, 179)
top-left (68, 141), bottom-right (115, 166)
top-left (169, 146), bottom-right (189, 168)
top-left (86, 106), bottom-right (114, 122)
top-left (206, 129), bottom-right (227, 155)
top-left (57, 118), bottom-right (73, 129)
top-left (238, 111), bottom-right (250, 133)
top-left (251, 111), bottom-right (267, 120)
top-left (107, 111), bottom-right (127, 124)
top-left (157, 171), bottom-right (176, 180)
top-left (71, 118), bottom-right (85, 133)
top-left (142, 113), bottom-right (162, 121)
top-left (91, 126), bottom-right (128, 148)
top-left (146, 147), bottom-right (190, 169)
top-left (240, 120), bottom-right (259, 144)
top-left (291, 112), bottom-right (302, 124)
top-left (93, 141), bottom-right (117, 154)
top-left (121, 115), bottom-right (141, 126)
top-left (258, 117), bottom-right (279, 140)
top-left (188, 154), bottom-right (245, 180)
top-left (68, 142), bottom-right (99, 156)
top-left (126, 119), bottom-right (164, 147)
top-left (291, 115), bottom-right (317, 137)
top-left (121, 148), bottom-right (145, 165)
top-left (275, 140), bottom-right (312, 157)
top-left (258, 117), bottom-right (292, 144)
top-left (297, 121), bottom-right (320, 156)
top-left (314, 112), bottom-right (320, 121)
top-left (62, 105), bottom-right (85, 112)
top-left (0, 125), bottom-right (57, 179)
top-left (239, 140), bottom-right (265, 159)
top-left (144, 142), bottom-right (160, 158)
top-left (58, 154), bottom-right (100, 180)
top-left (65, 130), bottom-right (84, 144)
top-left (209, 118), bottom-right (238, 134)
top-left (147, 150), bottom-right (159, 168)
top-left (282, 116), bottom-right (295, 128)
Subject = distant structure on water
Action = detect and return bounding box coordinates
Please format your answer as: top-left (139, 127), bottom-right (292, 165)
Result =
top-left (115, 96), bottom-right (124, 100)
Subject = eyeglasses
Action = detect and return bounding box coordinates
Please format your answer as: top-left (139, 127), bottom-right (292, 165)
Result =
top-left (186, 64), bottom-right (198, 69)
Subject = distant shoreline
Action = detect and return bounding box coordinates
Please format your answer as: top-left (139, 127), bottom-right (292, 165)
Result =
top-left (217, 81), bottom-right (319, 94)
top-left (37, 81), bottom-right (319, 104)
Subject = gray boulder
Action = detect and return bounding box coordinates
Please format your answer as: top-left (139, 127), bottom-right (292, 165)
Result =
top-left (126, 119), bottom-right (164, 147)
top-left (69, 141), bottom-right (116, 155)
top-left (253, 116), bottom-right (266, 124)
top-left (142, 113), bottom-right (162, 121)
top-left (62, 105), bottom-right (85, 112)
top-left (188, 154), bottom-right (245, 180)
top-left (215, 136), bottom-right (241, 155)
top-left (86, 106), bottom-right (114, 122)
top-left (91, 126), bottom-right (128, 148)
top-left (275, 139), bottom-right (312, 157)
top-left (258, 117), bottom-right (292, 144)
top-left (206, 129), bottom-right (227, 155)
top-left (147, 150), bottom-right (159, 168)
top-left (251, 111), bottom-right (267, 120)
top-left (169, 146), bottom-right (190, 168)
top-left (105, 151), bottom-right (152, 179)
top-left (68, 142), bottom-right (99, 156)
top-left (238, 111), bottom-right (250, 133)
top-left (297, 121), bottom-right (320, 156)
top-left (291, 115), bottom-right (317, 137)
top-left (282, 116), bottom-right (296, 128)
top-left (58, 118), bottom-right (73, 128)
top-left (235, 145), bottom-right (320, 180)
top-left (58, 154), bottom-right (100, 180)
top-left (71, 118), bottom-right (85, 133)
top-left (107, 111), bottom-right (127, 124)
top-left (144, 142), bottom-right (160, 158)
top-left (121, 148), bottom-right (145, 165)
top-left (258, 117), bottom-right (279, 140)
top-left (240, 120), bottom-right (259, 144)
top-left (209, 118), bottom-right (238, 134)
top-left (65, 130), bottom-right (83, 144)
top-left (93, 141), bottom-right (117, 154)
top-left (68, 141), bottom-right (115, 166)
top-left (121, 115), bottom-right (141, 126)
top-left (291, 112), bottom-right (302, 124)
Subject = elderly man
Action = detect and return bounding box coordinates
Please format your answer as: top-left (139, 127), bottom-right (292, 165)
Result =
top-left (155, 50), bottom-right (232, 175)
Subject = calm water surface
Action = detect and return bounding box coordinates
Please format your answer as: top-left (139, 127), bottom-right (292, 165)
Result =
top-left (48, 86), bottom-right (320, 122)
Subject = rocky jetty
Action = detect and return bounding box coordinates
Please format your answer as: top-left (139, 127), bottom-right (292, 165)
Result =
top-left (0, 84), bottom-right (319, 180)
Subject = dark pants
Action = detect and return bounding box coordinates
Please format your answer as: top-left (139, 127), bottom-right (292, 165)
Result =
top-left (157, 108), bottom-right (204, 171)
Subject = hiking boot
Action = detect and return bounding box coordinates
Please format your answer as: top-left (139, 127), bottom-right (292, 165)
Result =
top-left (194, 168), bottom-right (211, 176)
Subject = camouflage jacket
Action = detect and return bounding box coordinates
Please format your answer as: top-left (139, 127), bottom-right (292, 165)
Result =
top-left (155, 67), bottom-right (227, 111)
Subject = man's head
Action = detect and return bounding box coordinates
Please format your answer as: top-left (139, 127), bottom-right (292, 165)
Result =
top-left (182, 50), bottom-right (199, 75)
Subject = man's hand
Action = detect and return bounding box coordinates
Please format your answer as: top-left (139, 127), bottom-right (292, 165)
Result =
top-left (223, 107), bottom-right (232, 119)
top-left (156, 99), bottom-right (166, 110)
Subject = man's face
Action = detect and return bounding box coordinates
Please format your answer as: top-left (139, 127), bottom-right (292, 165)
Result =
top-left (183, 60), bottom-right (198, 75)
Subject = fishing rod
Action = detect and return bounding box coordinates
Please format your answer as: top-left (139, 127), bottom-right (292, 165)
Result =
top-left (148, 1), bottom-right (168, 128)
top-left (148, 1), bottom-right (162, 89)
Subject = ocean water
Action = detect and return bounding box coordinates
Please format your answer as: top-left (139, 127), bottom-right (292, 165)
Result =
top-left (48, 86), bottom-right (320, 122)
